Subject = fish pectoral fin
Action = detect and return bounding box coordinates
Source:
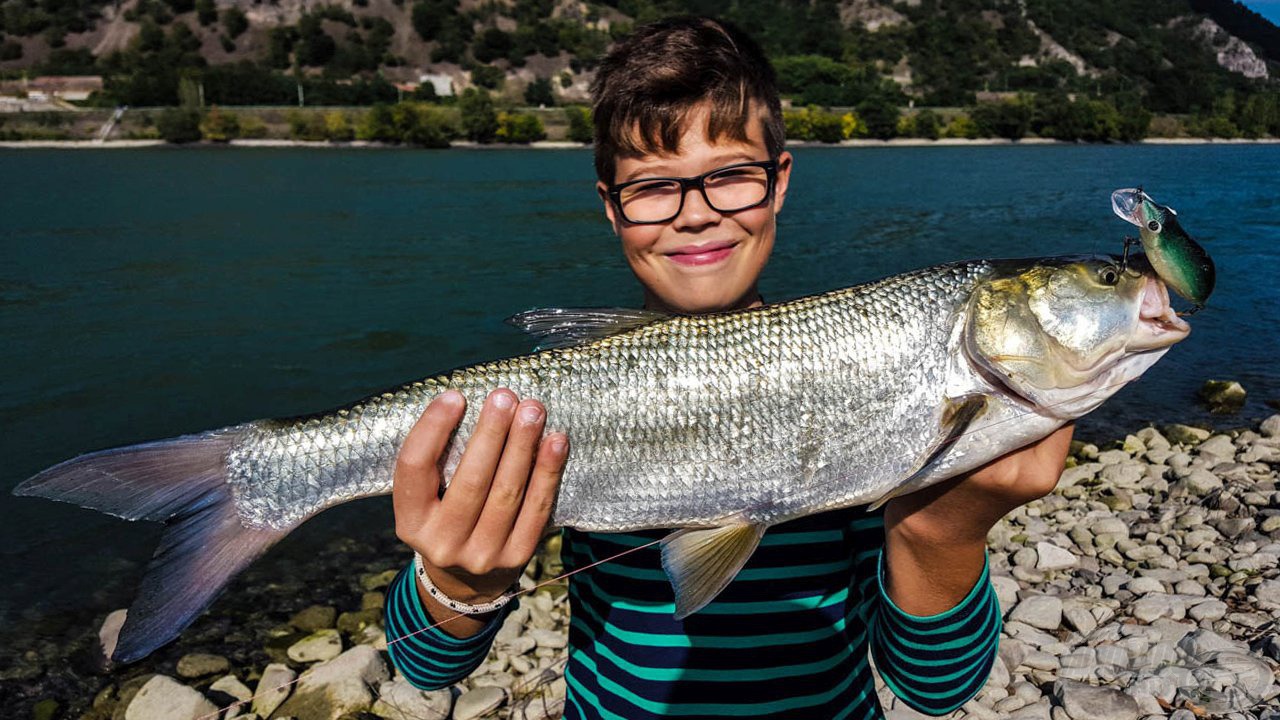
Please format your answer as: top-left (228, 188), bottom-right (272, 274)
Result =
top-left (867, 394), bottom-right (988, 511)
top-left (505, 307), bottom-right (670, 350)
top-left (660, 522), bottom-right (766, 620)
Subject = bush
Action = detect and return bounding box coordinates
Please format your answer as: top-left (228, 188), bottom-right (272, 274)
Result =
top-left (222, 7), bottom-right (248, 38)
top-left (470, 64), bottom-right (504, 90)
top-left (458, 88), bottom-right (498, 142)
top-left (195, 0), bottom-right (217, 26)
top-left (356, 102), bottom-right (457, 147)
top-left (841, 111), bottom-right (865, 139)
top-left (942, 113), bottom-right (979, 139)
top-left (564, 105), bottom-right (592, 143)
top-left (496, 111), bottom-right (545, 143)
top-left (911, 109), bottom-right (940, 139)
top-left (286, 109), bottom-right (327, 141)
top-left (971, 101), bottom-right (1031, 140)
top-left (809, 110), bottom-right (843, 143)
top-left (239, 114), bottom-right (268, 138)
top-left (1, 41), bottom-right (23, 61)
top-left (856, 97), bottom-right (899, 140)
top-left (783, 108), bottom-right (812, 140)
top-left (199, 105), bottom-right (240, 141)
top-left (157, 107), bottom-right (202, 143)
top-left (323, 110), bottom-right (353, 141)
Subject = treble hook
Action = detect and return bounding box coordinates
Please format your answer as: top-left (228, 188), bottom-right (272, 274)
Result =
top-left (1119, 236), bottom-right (1139, 272)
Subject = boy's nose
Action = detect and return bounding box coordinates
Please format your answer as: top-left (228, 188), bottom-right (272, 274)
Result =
top-left (672, 186), bottom-right (721, 230)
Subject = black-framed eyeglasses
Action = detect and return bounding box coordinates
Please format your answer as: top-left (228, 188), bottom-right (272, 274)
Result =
top-left (607, 160), bottom-right (778, 225)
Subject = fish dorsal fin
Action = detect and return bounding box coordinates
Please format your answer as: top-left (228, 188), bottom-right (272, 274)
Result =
top-left (506, 307), bottom-right (670, 350)
top-left (660, 522), bottom-right (767, 620)
top-left (868, 394), bottom-right (988, 511)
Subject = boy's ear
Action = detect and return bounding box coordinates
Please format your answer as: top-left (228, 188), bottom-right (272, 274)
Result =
top-left (597, 181), bottom-right (622, 235)
top-left (772, 151), bottom-right (794, 215)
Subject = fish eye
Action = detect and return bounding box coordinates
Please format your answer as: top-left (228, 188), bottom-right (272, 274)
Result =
top-left (1146, 220), bottom-right (1161, 233)
top-left (1099, 266), bottom-right (1120, 285)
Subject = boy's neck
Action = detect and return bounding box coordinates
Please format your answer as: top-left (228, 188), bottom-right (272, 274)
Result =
top-left (642, 287), bottom-right (765, 315)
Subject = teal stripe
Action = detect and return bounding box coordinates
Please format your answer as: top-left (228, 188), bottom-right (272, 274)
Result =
top-left (848, 515), bottom-right (884, 531)
top-left (570, 646), bottom-right (871, 716)
top-left (569, 583), bottom-right (854, 649)
top-left (879, 654), bottom-right (990, 711)
top-left (878, 589), bottom-right (1000, 653)
top-left (574, 612), bottom-right (868, 682)
top-left (564, 666), bottom-right (631, 720)
top-left (879, 619), bottom-right (999, 686)
top-left (388, 569), bottom-right (496, 656)
top-left (576, 572), bottom-right (852, 615)
top-left (880, 585), bottom-right (997, 637)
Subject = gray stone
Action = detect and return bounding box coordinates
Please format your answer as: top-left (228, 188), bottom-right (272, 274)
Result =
top-left (275, 645), bottom-right (389, 720)
top-left (1064, 607), bottom-right (1097, 636)
top-left (1178, 469), bottom-right (1224, 496)
top-left (1256, 579), bottom-right (1280, 605)
top-left (124, 675), bottom-right (217, 720)
top-left (1127, 576), bottom-right (1165, 595)
top-left (454, 686), bottom-right (507, 720)
top-left (1261, 414), bottom-right (1280, 438)
top-left (1137, 427), bottom-right (1171, 450)
top-left (991, 574), bottom-right (1021, 615)
top-left (175, 653), bottom-right (230, 679)
top-left (1131, 595), bottom-right (1185, 623)
top-left (251, 663), bottom-right (295, 719)
top-left (1010, 595), bottom-right (1063, 631)
top-left (1164, 424), bottom-right (1211, 445)
top-left (1178, 628), bottom-right (1245, 656)
top-left (529, 628), bottom-right (568, 649)
top-left (1198, 434), bottom-right (1238, 459)
top-left (1036, 542), bottom-right (1078, 571)
top-left (371, 678), bottom-right (453, 720)
top-left (1053, 679), bottom-right (1139, 720)
top-left (210, 675), bottom-right (252, 702)
top-left (288, 628), bottom-right (343, 663)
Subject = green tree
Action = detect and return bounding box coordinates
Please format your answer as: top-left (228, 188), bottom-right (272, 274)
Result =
top-left (564, 105), bottom-right (592, 143)
top-left (157, 107), bottom-right (202, 143)
top-left (496, 111), bottom-right (545, 143)
top-left (856, 97), bottom-right (900, 140)
top-left (471, 64), bottom-right (504, 90)
top-left (195, 0), bottom-right (217, 25)
top-left (524, 77), bottom-right (555, 107)
top-left (473, 27), bottom-right (513, 63)
top-left (912, 109), bottom-right (940, 139)
top-left (357, 103), bottom-right (397, 141)
top-left (458, 88), bottom-right (498, 142)
top-left (971, 100), bottom-right (1031, 139)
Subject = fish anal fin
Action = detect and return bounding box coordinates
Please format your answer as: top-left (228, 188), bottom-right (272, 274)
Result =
top-left (660, 522), bottom-right (766, 620)
top-left (868, 394), bottom-right (988, 511)
top-left (505, 307), bottom-right (670, 350)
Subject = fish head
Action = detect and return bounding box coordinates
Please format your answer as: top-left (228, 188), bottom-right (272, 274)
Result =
top-left (965, 256), bottom-right (1190, 419)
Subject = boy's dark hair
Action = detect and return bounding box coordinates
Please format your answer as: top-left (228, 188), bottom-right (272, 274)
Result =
top-left (590, 16), bottom-right (785, 184)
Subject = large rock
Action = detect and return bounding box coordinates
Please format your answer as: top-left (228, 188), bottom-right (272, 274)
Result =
top-left (1163, 424), bottom-right (1211, 445)
top-left (1053, 679), bottom-right (1139, 720)
top-left (251, 663), bottom-right (297, 718)
top-left (371, 678), bottom-right (453, 720)
top-left (288, 628), bottom-right (343, 663)
top-left (1009, 595), bottom-right (1063, 631)
top-left (1198, 380), bottom-right (1246, 414)
top-left (290, 605), bottom-right (338, 632)
top-left (455, 686), bottom-right (507, 720)
top-left (124, 675), bottom-right (217, 720)
top-left (275, 645), bottom-right (389, 720)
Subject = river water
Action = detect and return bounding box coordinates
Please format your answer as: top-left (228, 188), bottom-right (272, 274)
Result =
top-left (1, 143), bottom-right (1277, 641)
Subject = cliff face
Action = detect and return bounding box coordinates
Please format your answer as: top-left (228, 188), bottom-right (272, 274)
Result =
top-left (1192, 16), bottom-right (1270, 78)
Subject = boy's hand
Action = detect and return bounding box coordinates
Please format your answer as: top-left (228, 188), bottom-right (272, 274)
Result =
top-left (393, 389), bottom-right (567, 636)
top-left (882, 423), bottom-right (1075, 616)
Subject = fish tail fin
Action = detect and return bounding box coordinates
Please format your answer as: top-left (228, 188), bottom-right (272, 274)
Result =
top-left (13, 428), bottom-right (290, 664)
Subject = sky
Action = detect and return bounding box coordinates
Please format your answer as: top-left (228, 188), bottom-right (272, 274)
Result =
top-left (1240, 0), bottom-right (1280, 25)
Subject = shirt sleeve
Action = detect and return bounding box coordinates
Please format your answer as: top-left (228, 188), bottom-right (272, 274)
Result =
top-left (868, 549), bottom-right (1002, 716)
top-left (384, 561), bottom-right (515, 690)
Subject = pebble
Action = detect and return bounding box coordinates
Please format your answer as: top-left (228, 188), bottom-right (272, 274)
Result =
top-left (1053, 679), bottom-right (1139, 720)
top-left (124, 675), bottom-right (217, 720)
top-left (175, 652), bottom-right (229, 679)
top-left (1009, 595), bottom-right (1063, 631)
top-left (371, 678), bottom-right (453, 720)
top-left (1036, 542), bottom-right (1078, 570)
top-left (251, 663), bottom-right (295, 718)
top-left (289, 604), bottom-right (338, 632)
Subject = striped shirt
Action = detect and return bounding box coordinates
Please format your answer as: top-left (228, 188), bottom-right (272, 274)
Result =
top-left (386, 508), bottom-right (1001, 718)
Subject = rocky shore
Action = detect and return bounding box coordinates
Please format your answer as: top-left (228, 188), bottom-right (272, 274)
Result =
top-left (5, 414), bottom-right (1280, 720)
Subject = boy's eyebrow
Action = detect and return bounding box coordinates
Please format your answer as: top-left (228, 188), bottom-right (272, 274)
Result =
top-left (619, 151), bottom-right (763, 182)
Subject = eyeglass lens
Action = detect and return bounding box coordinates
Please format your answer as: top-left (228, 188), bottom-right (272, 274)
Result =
top-left (618, 165), bottom-right (771, 223)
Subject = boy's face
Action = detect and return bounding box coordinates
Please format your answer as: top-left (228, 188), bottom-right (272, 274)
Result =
top-left (597, 104), bottom-right (792, 314)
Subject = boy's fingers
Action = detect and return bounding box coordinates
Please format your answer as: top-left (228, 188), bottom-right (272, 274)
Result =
top-left (504, 433), bottom-right (567, 564)
top-left (393, 390), bottom-right (465, 532)
top-left (472, 400), bottom-right (545, 546)
top-left (434, 389), bottom-right (518, 538)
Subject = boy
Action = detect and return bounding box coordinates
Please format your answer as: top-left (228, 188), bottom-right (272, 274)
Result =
top-left (387, 16), bottom-right (1074, 718)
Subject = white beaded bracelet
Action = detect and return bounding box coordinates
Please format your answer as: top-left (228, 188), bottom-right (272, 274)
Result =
top-left (414, 552), bottom-right (515, 615)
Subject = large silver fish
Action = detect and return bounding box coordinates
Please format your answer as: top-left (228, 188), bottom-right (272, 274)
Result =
top-left (16, 255), bottom-right (1190, 663)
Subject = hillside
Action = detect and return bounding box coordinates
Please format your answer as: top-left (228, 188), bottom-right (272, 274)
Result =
top-left (0, 0), bottom-right (1277, 123)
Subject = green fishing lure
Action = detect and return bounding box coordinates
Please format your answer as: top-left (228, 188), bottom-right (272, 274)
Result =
top-left (1111, 188), bottom-right (1215, 309)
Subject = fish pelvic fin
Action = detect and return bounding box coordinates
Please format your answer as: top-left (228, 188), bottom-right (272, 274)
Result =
top-left (506, 307), bottom-right (670, 350)
top-left (867, 394), bottom-right (988, 512)
top-left (660, 522), bottom-right (766, 620)
top-left (13, 428), bottom-right (289, 664)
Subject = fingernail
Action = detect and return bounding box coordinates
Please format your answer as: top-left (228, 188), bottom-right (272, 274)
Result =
top-left (438, 390), bottom-right (463, 407)
top-left (492, 392), bottom-right (515, 410)
top-left (550, 436), bottom-right (567, 455)
top-left (520, 405), bottom-right (543, 423)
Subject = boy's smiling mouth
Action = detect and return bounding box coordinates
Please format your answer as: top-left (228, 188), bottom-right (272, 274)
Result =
top-left (665, 241), bottom-right (738, 267)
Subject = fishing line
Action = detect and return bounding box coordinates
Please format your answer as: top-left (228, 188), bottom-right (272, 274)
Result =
top-left (201, 361), bottom-right (1202, 719)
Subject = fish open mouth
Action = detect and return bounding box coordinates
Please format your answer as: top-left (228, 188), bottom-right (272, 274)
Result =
top-left (1129, 276), bottom-right (1191, 351)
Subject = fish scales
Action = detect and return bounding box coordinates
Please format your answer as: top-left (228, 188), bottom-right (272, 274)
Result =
top-left (225, 261), bottom-right (994, 533)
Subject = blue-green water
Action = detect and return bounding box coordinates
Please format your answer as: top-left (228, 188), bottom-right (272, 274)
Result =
top-left (2, 144), bottom-right (1278, 635)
